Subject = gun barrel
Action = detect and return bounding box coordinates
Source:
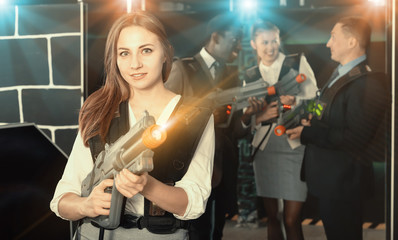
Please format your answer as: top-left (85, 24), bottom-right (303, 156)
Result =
top-left (296, 73), bottom-right (306, 83)
top-left (113, 124), bottom-right (167, 172)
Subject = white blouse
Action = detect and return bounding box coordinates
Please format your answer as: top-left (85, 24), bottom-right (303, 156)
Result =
top-left (50, 95), bottom-right (215, 221)
top-left (250, 53), bottom-right (318, 150)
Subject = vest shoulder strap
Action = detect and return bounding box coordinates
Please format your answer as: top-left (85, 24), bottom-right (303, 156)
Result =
top-left (278, 53), bottom-right (301, 80)
top-left (244, 53), bottom-right (302, 84)
top-left (320, 63), bottom-right (371, 118)
top-left (88, 101), bottom-right (129, 161)
top-left (244, 65), bottom-right (262, 84)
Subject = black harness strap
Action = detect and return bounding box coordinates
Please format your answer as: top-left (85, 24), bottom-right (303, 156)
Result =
top-left (319, 63), bottom-right (371, 120)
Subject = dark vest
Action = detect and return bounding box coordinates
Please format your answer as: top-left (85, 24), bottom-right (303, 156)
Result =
top-left (244, 53), bottom-right (301, 84)
top-left (88, 99), bottom-right (212, 214)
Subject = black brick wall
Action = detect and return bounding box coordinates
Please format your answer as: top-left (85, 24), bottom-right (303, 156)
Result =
top-left (0, 39), bottom-right (49, 87)
top-left (0, 7), bottom-right (15, 36)
top-left (0, 3), bottom-right (83, 156)
top-left (52, 36), bottom-right (81, 86)
top-left (18, 4), bottom-right (80, 35)
top-left (22, 89), bottom-right (81, 126)
top-left (55, 128), bottom-right (78, 156)
top-left (0, 90), bottom-right (19, 122)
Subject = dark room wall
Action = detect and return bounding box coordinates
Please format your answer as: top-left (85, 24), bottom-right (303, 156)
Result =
top-left (0, 2), bottom-right (84, 156)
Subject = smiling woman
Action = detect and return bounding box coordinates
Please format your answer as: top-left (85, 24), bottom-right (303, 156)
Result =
top-left (49, 11), bottom-right (215, 240)
top-left (116, 26), bottom-right (166, 95)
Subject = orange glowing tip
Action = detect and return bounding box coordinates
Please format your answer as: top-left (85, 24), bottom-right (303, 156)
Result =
top-left (274, 125), bottom-right (286, 136)
top-left (227, 105), bottom-right (232, 110)
top-left (142, 125), bottom-right (167, 149)
top-left (282, 104), bottom-right (291, 110)
top-left (296, 73), bottom-right (306, 83)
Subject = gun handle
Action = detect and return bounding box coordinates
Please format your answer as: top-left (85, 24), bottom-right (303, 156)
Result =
top-left (91, 181), bottom-right (124, 229)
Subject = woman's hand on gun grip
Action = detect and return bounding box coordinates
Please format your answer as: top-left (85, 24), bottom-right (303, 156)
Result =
top-left (280, 95), bottom-right (295, 106)
top-left (115, 169), bottom-right (148, 198)
top-left (255, 101), bottom-right (278, 124)
top-left (83, 179), bottom-right (113, 217)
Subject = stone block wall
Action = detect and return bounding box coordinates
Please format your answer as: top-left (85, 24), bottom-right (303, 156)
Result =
top-left (0, 2), bottom-right (84, 155)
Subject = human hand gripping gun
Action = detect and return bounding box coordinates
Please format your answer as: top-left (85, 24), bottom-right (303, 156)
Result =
top-left (81, 111), bottom-right (167, 229)
top-left (274, 99), bottom-right (326, 136)
top-left (207, 68), bottom-right (307, 127)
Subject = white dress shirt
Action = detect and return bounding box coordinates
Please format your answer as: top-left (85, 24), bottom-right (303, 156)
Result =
top-left (50, 95), bottom-right (215, 221)
top-left (200, 47), bottom-right (218, 80)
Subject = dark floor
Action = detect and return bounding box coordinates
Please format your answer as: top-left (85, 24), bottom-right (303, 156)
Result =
top-left (222, 218), bottom-right (386, 240)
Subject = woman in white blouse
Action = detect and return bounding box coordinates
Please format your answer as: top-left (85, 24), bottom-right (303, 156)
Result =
top-left (50, 11), bottom-right (215, 240)
top-left (241, 20), bottom-right (318, 240)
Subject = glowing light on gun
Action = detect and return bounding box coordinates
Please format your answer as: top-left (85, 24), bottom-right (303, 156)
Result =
top-left (142, 125), bottom-right (167, 149)
top-left (282, 104), bottom-right (291, 110)
top-left (274, 125), bottom-right (286, 136)
top-left (226, 105), bottom-right (232, 115)
top-left (296, 73), bottom-right (306, 83)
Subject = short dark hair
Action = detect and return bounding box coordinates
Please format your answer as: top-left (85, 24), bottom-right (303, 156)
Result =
top-left (205, 12), bottom-right (242, 40)
top-left (337, 16), bottom-right (371, 50)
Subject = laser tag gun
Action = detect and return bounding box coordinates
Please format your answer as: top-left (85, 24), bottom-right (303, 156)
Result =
top-left (81, 111), bottom-right (167, 229)
top-left (274, 99), bottom-right (326, 136)
top-left (207, 68), bottom-right (307, 128)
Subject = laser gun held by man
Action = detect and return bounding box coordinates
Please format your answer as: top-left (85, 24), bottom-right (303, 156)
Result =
top-left (274, 99), bottom-right (326, 136)
top-left (81, 111), bottom-right (167, 229)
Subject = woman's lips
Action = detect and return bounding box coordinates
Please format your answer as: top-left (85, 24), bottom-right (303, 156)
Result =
top-left (130, 73), bottom-right (147, 80)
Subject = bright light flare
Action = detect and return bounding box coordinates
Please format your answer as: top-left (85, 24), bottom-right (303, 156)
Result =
top-left (126, 0), bottom-right (132, 13)
top-left (239, 0), bottom-right (257, 12)
top-left (0, 0), bottom-right (7, 7)
top-left (142, 125), bottom-right (167, 149)
top-left (368, 0), bottom-right (386, 6)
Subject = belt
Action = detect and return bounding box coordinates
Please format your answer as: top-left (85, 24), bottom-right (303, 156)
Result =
top-left (120, 214), bottom-right (190, 233)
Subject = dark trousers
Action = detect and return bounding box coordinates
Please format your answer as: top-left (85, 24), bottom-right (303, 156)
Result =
top-left (318, 196), bottom-right (363, 240)
top-left (188, 186), bottom-right (227, 240)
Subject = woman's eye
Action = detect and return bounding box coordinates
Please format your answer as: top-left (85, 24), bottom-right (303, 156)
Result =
top-left (142, 48), bottom-right (152, 54)
top-left (119, 51), bottom-right (129, 57)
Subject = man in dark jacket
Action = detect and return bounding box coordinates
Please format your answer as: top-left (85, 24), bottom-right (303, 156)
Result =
top-left (286, 16), bottom-right (390, 240)
top-left (165, 13), bottom-right (243, 240)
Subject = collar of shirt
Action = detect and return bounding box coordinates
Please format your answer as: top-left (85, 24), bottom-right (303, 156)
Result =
top-left (328, 54), bottom-right (367, 88)
top-left (259, 52), bottom-right (285, 86)
top-left (200, 47), bottom-right (219, 79)
top-left (200, 47), bottom-right (217, 70)
top-left (128, 95), bottom-right (182, 127)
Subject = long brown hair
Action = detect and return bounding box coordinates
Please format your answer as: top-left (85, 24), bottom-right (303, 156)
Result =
top-left (79, 11), bottom-right (174, 146)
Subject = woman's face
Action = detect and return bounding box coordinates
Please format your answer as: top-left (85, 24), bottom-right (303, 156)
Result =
top-left (250, 29), bottom-right (280, 66)
top-left (116, 25), bottom-right (166, 92)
